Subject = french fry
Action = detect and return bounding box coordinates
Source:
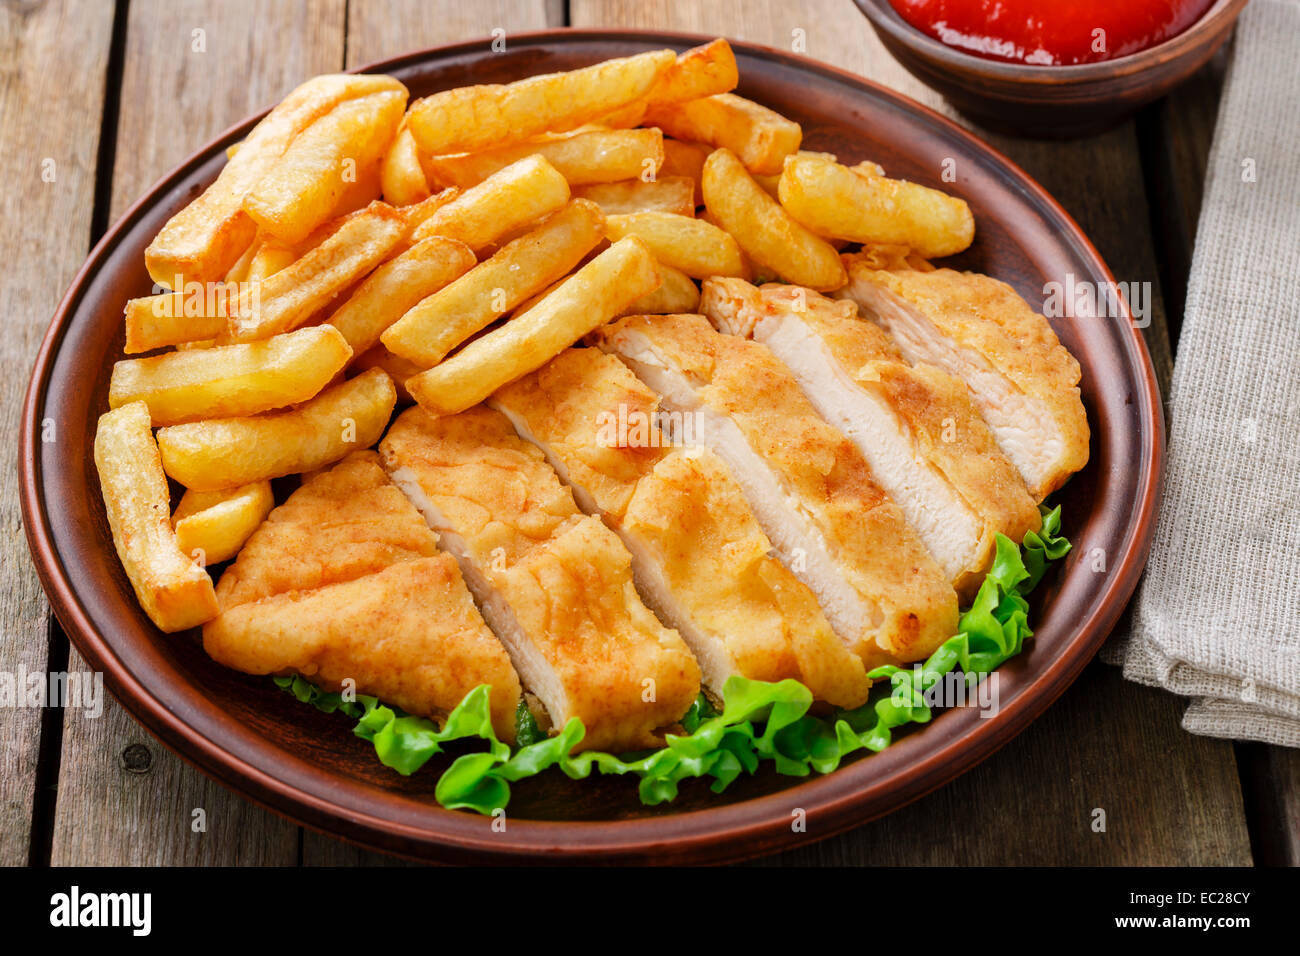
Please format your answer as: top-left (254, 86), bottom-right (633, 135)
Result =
top-left (380, 122), bottom-right (432, 205)
top-left (660, 139), bottom-right (709, 206)
top-left (352, 343), bottom-right (422, 404)
top-left (290, 207), bottom-right (362, 257)
top-left (156, 367), bottom-right (397, 491)
top-left (146, 74), bottom-right (405, 287)
top-left (326, 235), bottom-right (476, 355)
top-left (753, 150), bottom-right (839, 198)
top-left (384, 199), bottom-right (606, 366)
top-left (398, 185), bottom-right (459, 235)
top-left (702, 147), bottom-right (845, 291)
top-left (123, 290), bottom-right (230, 354)
top-left (645, 38), bottom-right (738, 105)
top-left (701, 205), bottom-right (779, 283)
top-left (620, 262), bottom-right (700, 316)
top-left (422, 128), bottom-right (664, 190)
top-left (223, 239), bottom-right (257, 283)
top-left (407, 237), bottom-right (660, 415)
top-left (410, 155), bottom-right (569, 251)
top-left (172, 481), bottom-right (275, 566)
top-left (329, 156), bottom-right (384, 218)
top-left (244, 89), bottom-right (407, 244)
top-left (515, 260), bottom-right (700, 319)
top-left (109, 325), bottom-right (353, 426)
top-left (593, 40), bottom-right (738, 126)
top-left (94, 401), bottom-right (218, 631)
top-left (407, 49), bottom-right (675, 155)
top-left (752, 172), bottom-right (779, 199)
top-left (381, 188), bottom-right (460, 259)
top-left (778, 153), bottom-right (974, 258)
top-left (508, 276), bottom-right (566, 320)
top-left (595, 100), bottom-right (648, 129)
top-left (245, 237), bottom-right (298, 282)
top-left (603, 210), bottom-right (747, 279)
top-left (225, 201), bottom-right (406, 342)
top-left (644, 93), bottom-right (801, 176)
top-left (175, 339), bottom-right (217, 352)
top-left (573, 176), bottom-right (695, 217)
top-left (289, 155), bottom-right (401, 253)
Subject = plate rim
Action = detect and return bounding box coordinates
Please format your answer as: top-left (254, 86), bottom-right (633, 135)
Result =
top-left (18, 27), bottom-right (1165, 864)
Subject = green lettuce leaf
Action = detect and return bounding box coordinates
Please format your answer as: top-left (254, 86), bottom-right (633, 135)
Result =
top-left (275, 504), bottom-right (1070, 814)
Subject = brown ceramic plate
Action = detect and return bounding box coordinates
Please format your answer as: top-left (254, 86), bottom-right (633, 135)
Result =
top-left (19, 30), bottom-right (1163, 865)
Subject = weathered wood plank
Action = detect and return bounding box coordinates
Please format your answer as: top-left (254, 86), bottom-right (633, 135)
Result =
top-left (1238, 742), bottom-right (1300, 866)
top-left (0, 0), bottom-right (116, 867)
top-left (50, 0), bottom-right (347, 866)
top-left (345, 0), bottom-right (561, 67)
top-left (300, 0), bottom-right (560, 867)
top-left (572, 0), bottom-right (1251, 865)
top-left (754, 663), bottom-right (1251, 865)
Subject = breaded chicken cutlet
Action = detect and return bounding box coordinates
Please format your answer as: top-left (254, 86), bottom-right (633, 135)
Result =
top-left (835, 257), bottom-right (1089, 500)
top-left (594, 313), bottom-right (959, 670)
top-left (701, 278), bottom-right (1041, 597)
top-left (491, 347), bottom-right (872, 707)
top-left (379, 405), bottom-right (701, 753)
top-left (202, 451), bottom-right (522, 741)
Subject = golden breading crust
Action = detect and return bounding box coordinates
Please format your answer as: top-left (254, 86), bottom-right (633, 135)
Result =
top-left (379, 405), bottom-right (701, 752)
top-left (596, 314), bottom-right (959, 669)
top-left (860, 360), bottom-right (1041, 596)
top-left (839, 261), bottom-right (1090, 499)
top-left (204, 451), bottom-right (521, 741)
top-left (499, 516), bottom-right (702, 751)
top-left (625, 451), bottom-right (872, 705)
top-left (213, 450), bottom-right (439, 609)
top-left (706, 280), bottom-right (1041, 598)
top-left (206, 557), bottom-right (522, 741)
top-left (494, 348), bottom-right (871, 707)
top-left (378, 405), bottom-right (580, 569)
top-left (709, 280), bottom-right (903, 365)
top-left (493, 348), bottom-right (667, 522)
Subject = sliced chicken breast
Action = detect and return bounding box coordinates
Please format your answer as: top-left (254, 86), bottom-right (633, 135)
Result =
top-left (836, 257), bottom-right (1090, 500)
top-left (702, 278), bottom-right (1041, 597)
top-left (593, 314), bottom-right (958, 670)
top-left (492, 347), bottom-right (872, 707)
top-left (380, 405), bottom-right (700, 752)
top-left (203, 451), bottom-right (522, 741)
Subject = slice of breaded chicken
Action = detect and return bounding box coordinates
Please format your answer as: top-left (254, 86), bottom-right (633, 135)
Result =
top-left (835, 257), bottom-right (1089, 500)
top-left (593, 314), bottom-right (958, 670)
top-left (491, 348), bottom-right (871, 707)
top-left (702, 278), bottom-right (1041, 597)
top-left (380, 406), bottom-right (700, 753)
top-left (203, 451), bottom-right (522, 741)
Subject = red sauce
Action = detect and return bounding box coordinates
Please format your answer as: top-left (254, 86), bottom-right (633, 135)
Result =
top-left (887, 0), bottom-right (1217, 66)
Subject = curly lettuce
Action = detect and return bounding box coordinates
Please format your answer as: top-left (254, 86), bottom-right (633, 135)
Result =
top-left (276, 504), bottom-right (1069, 814)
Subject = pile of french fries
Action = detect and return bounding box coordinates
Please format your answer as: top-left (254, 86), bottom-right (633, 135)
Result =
top-left (95, 38), bottom-right (976, 633)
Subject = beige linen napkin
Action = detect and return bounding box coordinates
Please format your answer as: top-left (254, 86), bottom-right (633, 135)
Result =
top-left (1102, 0), bottom-right (1300, 746)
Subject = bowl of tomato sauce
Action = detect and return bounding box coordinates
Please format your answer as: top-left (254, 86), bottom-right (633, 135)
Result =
top-left (853, 0), bottom-right (1248, 137)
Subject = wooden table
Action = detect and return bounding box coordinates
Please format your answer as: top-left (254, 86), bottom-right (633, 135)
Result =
top-left (3, 0), bottom-right (1295, 867)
